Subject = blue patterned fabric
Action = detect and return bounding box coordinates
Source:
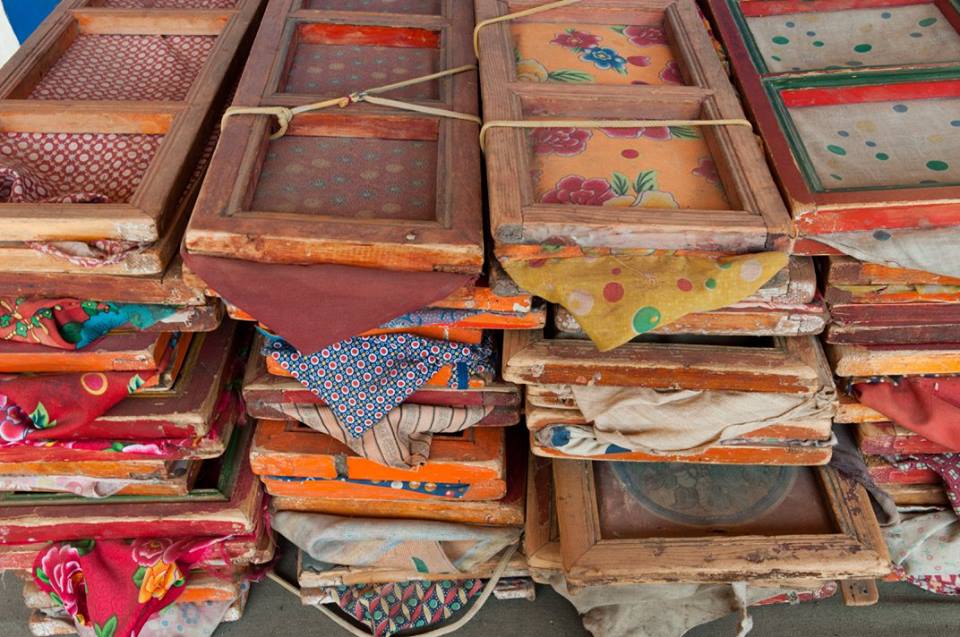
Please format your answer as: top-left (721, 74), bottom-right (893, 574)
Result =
top-left (267, 475), bottom-right (472, 499)
top-left (264, 334), bottom-right (493, 437)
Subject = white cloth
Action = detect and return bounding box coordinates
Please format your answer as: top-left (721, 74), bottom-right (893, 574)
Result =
top-left (569, 385), bottom-right (835, 454)
top-left (817, 227), bottom-right (960, 279)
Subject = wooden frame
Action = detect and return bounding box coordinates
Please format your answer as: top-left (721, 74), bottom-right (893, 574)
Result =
top-left (0, 331), bottom-right (173, 373)
top-left (185, 0), bottom-right (484, 272)
top-left (0, 0), bottom-right (263, 243)
top-left (242, 345), bottom-right (521, 420)
top-left (827, 342), bottom-right (960, 376)
top-left (502, 329), bottom-right (833, 393)
top-left (856, 421), bottom-right (951, 455)
top-left (476, 0), bottom-right (791, 254)
top-left (525, 403), bottom-right (834, 465)
top-left (708, 1), bottom-right (960, 247)
top-left (0, 258), bottom-right (208, 306)
top-left (250, 419), bottom-right (507, 499)
top-left (0, 424), bottom-right (261, 543)
top-left (553, 459), bottom-right (889, 585)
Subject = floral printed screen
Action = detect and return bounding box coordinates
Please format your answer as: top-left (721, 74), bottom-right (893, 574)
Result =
top-left (511, 22), bottom-right (685, 85)
top-left (746, 4), bottom-right (960, 73)
top-left (529, 125), bottom-right (730, 210)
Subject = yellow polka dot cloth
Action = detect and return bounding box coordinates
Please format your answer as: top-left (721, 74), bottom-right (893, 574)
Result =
top-left (502, 252), bottom-right (789, 351)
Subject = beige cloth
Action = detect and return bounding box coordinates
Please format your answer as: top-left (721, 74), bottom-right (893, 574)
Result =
top-left (273, 512), bottom-right (520, 574)
top-left (273, 403), bottom-right (492, 468)
top-left (548, 575), bottom-right (818, 637)
top-left (570, 385), bottom-right (835, 454)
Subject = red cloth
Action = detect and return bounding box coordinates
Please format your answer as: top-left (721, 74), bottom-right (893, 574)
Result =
top-left (0, 367), bottom-right (161, 443)
top-left (181, 250), bottom-right (473, 354)
top-left (853, 378), bottom-right (960, 452)
top-left (33, 537), bottom-right (223, 637)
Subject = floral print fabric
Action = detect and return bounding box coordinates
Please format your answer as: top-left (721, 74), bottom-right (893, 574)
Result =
top-left (513, 23), bottom-right (682, 85)
top-left (33, 537), bottom-right (224, 637)
top-left (530, 125), bottom-right (730, 210)
top-left (0, 297), bottom-right (174, 350)
top-left (264, 334), bottom-right (493, 437)
top-left (501, 252), bottom-right (788, 351)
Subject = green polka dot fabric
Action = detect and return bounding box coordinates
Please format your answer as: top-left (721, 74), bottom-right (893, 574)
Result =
top-left (787, 97), bottom-right (960, 189)
top-left (746, 5), bottom-right (960, 73)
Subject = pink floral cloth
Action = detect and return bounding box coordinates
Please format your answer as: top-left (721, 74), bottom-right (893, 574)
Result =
top-left (34, 537), bottom-right (227, 637)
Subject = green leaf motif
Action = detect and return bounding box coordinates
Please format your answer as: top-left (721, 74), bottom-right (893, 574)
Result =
top-left (0, 315), bottom-right (10, 327)
top-left (132, 566), bottom-right (147, 588)
top-left (29, 402), bottom-right (55, 429)
top-left (15, 322), bottom-right (27, 337)
top-left (70, 539), bottom-right (95, 556)
top-left (35, 567), bottom-right (51, 585)
top-left (412, 557), bottom-right (429, 573)
top-left (546, 69), bottom-right (594, 83)
top-left (611, 25), bottom-right (626, 34)
top-left (668, 125), bottom-right (699, 139)
top-left (611, 172), bottom-right (630, 196)
top-left (50, 592), bottom-right (63, 607)
top-left (110, 442), bottom-right (126, 452)
top-left (94, 615), bottom-right (117, 637)
top-left (127, 375), bottom-right (145, 394)
top-left (634, 170), bottom-right (657, 193)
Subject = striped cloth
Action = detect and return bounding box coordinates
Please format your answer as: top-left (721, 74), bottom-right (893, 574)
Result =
top-left (274, 402), bottom-right (492, 468)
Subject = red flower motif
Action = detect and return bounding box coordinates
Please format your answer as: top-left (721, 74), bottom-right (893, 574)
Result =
top-left (531, 128), bottom-right (592, 156)
top-left (623, 25), bottom-right (667, 46)
top-left (627, 55), bottom-right (651, 67)
top-left (131, 538), bottom-right (197, 567)
top-left (0, 393), bottom-right (29, 443)
top-left (551, 30), bottom-right (601, 50)
top-left (542, 175), bottom-right (615, 206)
top-left (660, 60), bottom-right (683, 85)
top-left (39, 545), bottom-right (85, 619)
top-left (693, 157), bottom-right (720, 184)
top-left (600, 127), bottom-right (672, 140)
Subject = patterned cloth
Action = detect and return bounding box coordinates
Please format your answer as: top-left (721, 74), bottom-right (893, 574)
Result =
top-left (328, 579), bottom-right (483, 637)
top-left (893, 454), bottom-right (960, 517)
top-left (0, 475), bottom-right (139, 498)
top-left (886, 510), bottom-right (960, 597)
top-left (501, 252), bottom-right (788, 351)
top-left (529, 126), bottom-right (729, 212)
top-left (745, 5), bottom-right (960, 73)
top-left (0, 297), bottom-right (174, 349)
top-left (273, 512), bottom-right (519, 574)
top-left (264, 334), bottom-right (493, 437)
top-left (818, 226), bottom-right (960, 279)
top-left (0, 132), bottom-right (161, 204)
top-left (29, 34), bottom-right (215, 101)
top-left (512, 23), bottom-right (682, 86)
top-left (27, 241), bottom-right (150, 269)
top-left (0, 336), bottom-right (173, 443)
top-left (138, 599), bottom-right (235, 637)
top-left (33, 537), bottom-right (225, 637)
top-left (273, 402), bottom-right (492, 468)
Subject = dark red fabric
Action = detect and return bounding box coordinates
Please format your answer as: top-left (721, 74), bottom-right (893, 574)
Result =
top-left (181, 250), bottom-right (473, 354)
top-left (853, 378), bottom-right (960, 452)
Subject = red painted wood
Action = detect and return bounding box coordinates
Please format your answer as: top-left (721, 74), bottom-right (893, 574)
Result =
top-left (737, 0), bottom-right (927, 18)
top-left (796, 200), bottom-right (960, 234)
top-left (781, 80), bottom-right (960, 108)
top-left (298, 24), bottom-right (440, 48)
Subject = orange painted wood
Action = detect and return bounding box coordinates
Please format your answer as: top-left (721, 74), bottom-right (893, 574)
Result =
top-left (265, 355), bottom-right (486, 388)
top-left (826, 256), bottom-right (960, 286)
top-left (250, 419), bottom-right (505, 486)
top-left (261, 475), bottom-right (505, 501)
top-left (0, 332), bottom-right (172, 373)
